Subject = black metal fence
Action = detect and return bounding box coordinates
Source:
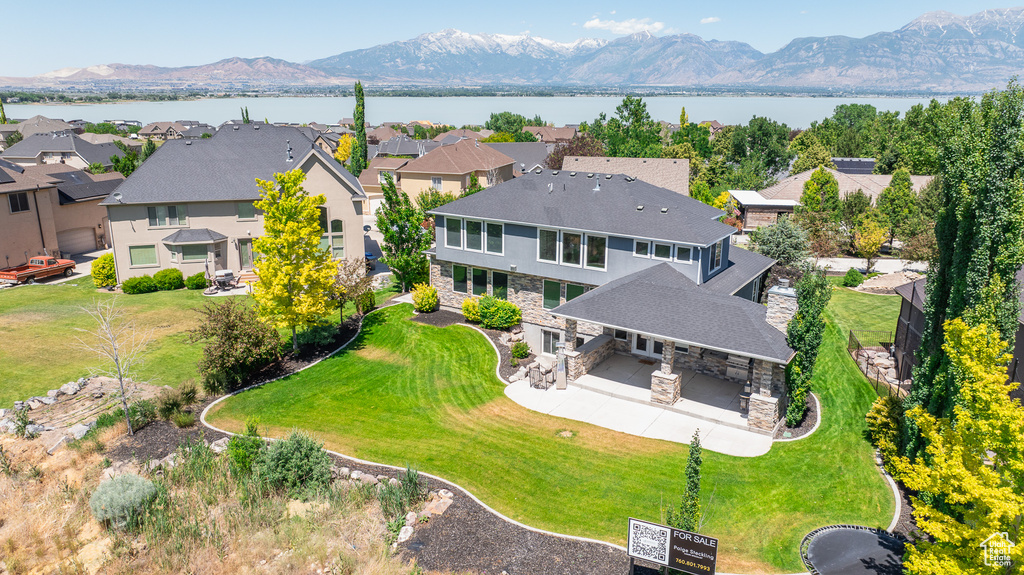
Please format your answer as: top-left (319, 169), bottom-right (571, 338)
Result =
top-left (848, 330), bottom-right (908, 399)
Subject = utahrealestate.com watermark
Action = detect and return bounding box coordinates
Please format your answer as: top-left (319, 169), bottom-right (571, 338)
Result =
top-left (980, 532), bottom-right (1015, 568)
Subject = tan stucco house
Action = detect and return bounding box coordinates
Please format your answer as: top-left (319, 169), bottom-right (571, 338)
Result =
top-left (101, 124), bottom-right (366, 283)
top-left (397, 139), bottom-right (514, 201)
top-left (357, 157), bottom-right (409, 215)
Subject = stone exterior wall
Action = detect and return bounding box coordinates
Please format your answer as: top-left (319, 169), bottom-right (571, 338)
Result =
top-left (766, 286), bottom-right (798, 333)
top-left (651, 371), bottom-right (681, 405)
top-left (567, 334), bottom-right (615, 381)
top-left (748, 395), bottom-right (779, 434)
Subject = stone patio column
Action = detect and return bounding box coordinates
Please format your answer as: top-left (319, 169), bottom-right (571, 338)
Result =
top-left (563, 319), bottom-right (581, 382)
top-left (563, 319), bottom-right (577, 354)
top-left (752, 359), bottom-right (774, 397)
top-left (651, 339), bottom-right (681, 405)
top-left (748, 360), bottom-right (782, 434)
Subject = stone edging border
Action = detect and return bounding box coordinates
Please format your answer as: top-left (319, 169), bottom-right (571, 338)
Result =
top-left (773, 392), bottom-right (823, 443)
top-left (878, 451), bottom-right (903, 533)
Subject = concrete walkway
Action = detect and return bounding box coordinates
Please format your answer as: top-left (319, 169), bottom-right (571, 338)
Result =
top-left (504, 381), bottom-right (773, 457)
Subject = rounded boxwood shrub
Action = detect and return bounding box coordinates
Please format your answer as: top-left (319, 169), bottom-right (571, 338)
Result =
top-left (411, 283), bottom-right (439, 312)
top-left (89, 473), bottom-right (157, 528)
top-left (842, 268), bottom-right (865, 287)
top-left (121, 275), bottom-right (158, 295)
top-left (153, 268), bottom-right (185, 291)
top-left (478, 296), bottom-right (521, 330)
top-left (461, 297), bottom-right (480, 323)
top-left (185, 272), bottom-right (208, 290)
top-left (92, 253), bottom-right (117, 288)
top-left (257, 431), bottom-right (332, 497)
top-left (511, 341), bottom-right (530, 359)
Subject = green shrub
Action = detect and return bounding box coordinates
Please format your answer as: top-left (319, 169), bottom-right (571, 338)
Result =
top-left (92, 399), bottom-right (157, 433)
top-left (186, 299), bottom-right (280, 394)
top-left (356, 290), bottom-right (376, 314)
top-left (179, 380), bottom-right (199, 405)
top-left (90, 473), bottom-right (157, 528)
top-left (228, 417), bottom-right (264, 475)
top-left (842, 268), bottom-right (865, 287)
top-left (478, 296), bottom-right (521, 330)
top-left (297, 323), bottom-right (337, 347)
top-left (185, 272), bottom-right (207, 290)
top-left (153, 268), bottom-right (184, 291)
top-left (92, 254), bottom-right (117, 288)
top-left (411, 283), bottom-right (439, 312)
top-left (511, 341), bottom-right (530, 359)
top-left (170, 411), bottom-right (195, 428)
top-left (121, 275), bottom-right (158, 294)
top-left (156, 391), bottom-right (183, 420)
top-left (257, 431), bottom-right (333, 497)
top-left (866, 395), bottom-right (902, 474)
top-left (376, 466), bottom-right (426, 520)
top-left (461, 297), bottom-right (480, 322)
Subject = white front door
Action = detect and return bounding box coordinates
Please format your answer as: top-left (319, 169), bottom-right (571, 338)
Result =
top-left (632, 333), bottom-right (664, 359)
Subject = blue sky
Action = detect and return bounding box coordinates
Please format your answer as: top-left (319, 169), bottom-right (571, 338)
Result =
top-left (0, 1), bottom-right (1010, 77)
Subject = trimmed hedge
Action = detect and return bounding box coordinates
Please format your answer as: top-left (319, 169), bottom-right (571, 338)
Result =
top-left (185, 272), bottom-right (208, 290)
top-left (92, 253), bottom-right (117, 288)
top-left (121, 275), bottom-right (158, 295)
top-left (479, 296), bottom-right (521, 330)
top-left (153, 268), bottom-right (184, 291)
top-left (412, 283), bottom-right (439, 312)
top-left (842, 268), bottom-right (865, 287)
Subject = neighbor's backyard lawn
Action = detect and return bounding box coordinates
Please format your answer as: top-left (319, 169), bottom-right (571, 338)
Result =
top-left (209, 287), bottom-right (901, 573)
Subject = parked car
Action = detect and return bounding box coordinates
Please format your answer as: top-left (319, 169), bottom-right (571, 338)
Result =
top-left (0, 257), bottom-right (76, 284)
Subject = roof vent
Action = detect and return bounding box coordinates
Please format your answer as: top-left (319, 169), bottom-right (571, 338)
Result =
top-left (587, 173), bottom-right (594, 178)
top-left (233, 125), bottom-right (239, 131)
top-left (593, 180), bottom-right (601, 193)
top-left (660, 207), bottom-right (668, 213)
top-left (552, 171), bottom-right (559, 176)
top-left (254, 125), bottom-right (260, 130)
top-left (605, 174), bottom-right (612, 180)
top-left (636, 205), bottom-right (644, 211)
top-left (548, 183), bottom-right (553, 192)
top-left (570, 172), bottom-right (576, 177)
top-left (186, 140), bottom-right (192, 145)
top-left (286, 140), bottom-right (293, 162)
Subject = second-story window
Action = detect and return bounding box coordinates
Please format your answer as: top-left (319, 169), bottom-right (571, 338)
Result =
top-left (562, 232), bottom-right (582, 265)
top-left (709, 240), bottom-right (724, 272)
top-left (431, 176), bottom-right (442, 189)
top-left (585, 235), bottom-right (606, 269)
top-left (465, 220), bottom-right (483, 251)
top-left (148, 205), bottom-right (187, 227)
top-left (237, 202), bottom-right (256, 220)
top-left (538, 229), bottom-right (558, 262)
top-left (446, 218), bottom-right (462, 248)
top-left (634, 240), bottom-right (650, 257)
top-left (485, 223), bottom-right (503, 254)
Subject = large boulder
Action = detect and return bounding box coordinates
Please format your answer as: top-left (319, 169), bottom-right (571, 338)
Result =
top-left (60, 381), bottom-right (81, 396)
top-left (67, 422), bottom-right (94, 440)
top-left (209, 437), bottom-right (229, 454)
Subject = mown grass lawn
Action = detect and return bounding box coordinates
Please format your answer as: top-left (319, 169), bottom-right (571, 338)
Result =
top-left (208, 295), bottom-right (898, 573)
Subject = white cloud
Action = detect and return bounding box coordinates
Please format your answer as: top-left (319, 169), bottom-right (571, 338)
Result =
top-left (610, 10), bottom-right (616, 14)
top-left (583, 17), bottom-right (665, 35)
top-left (700, 16), bottom-right (721, 24)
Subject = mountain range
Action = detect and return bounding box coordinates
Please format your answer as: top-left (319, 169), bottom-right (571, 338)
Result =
top-left (4, 8), bottom-right (1024, 92)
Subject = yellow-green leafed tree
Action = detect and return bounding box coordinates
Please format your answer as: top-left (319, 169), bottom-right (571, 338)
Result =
top-left (333, 134), bottom-right (354, 164)
top-left (854, 217), bottom-right (887, 274)
top-left (252, 169), bottom-right (336, 351)
top-left (897, 318), bottom-right (1024, 575)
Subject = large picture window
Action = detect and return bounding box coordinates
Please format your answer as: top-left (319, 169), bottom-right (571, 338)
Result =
top-left (181, 244), bottom-right (207, 261)
top-left (538, 229), bottom-right (558, 262)
top-left (472, 268), bottom-right (488, 296)
top-left (562, 232), bottom-right (582, 266)
top-left (446, 218), bottom-right (462, 248)
top-left (465, 220), bottom-right (483, 251)
top-left (585, 235), bottom-right (606, 269)
top-left (543, 280), bottom-right (561, 309)
top-left (148, 205), bottom-right (187, 227)
top-left (452, 265), bottom-right (468, 293)
top-left (485, 223), bottom-right (503, 254)
top-left (128, 245), bottom-right (157, 266)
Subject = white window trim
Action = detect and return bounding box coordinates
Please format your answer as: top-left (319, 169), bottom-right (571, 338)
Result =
top-left (710, 239), bottom-right (725, 273)
top-left (675, 244), bottom-right (695, 264)
top-left (431, 176), bottom-right (443, 189)
top-left (651, 242), bottom-right (673, 261)
top-left (147, 205), bottom-right (188, 229)
top-left (537, 227), bottom-right (560, 264)
top-left (445, 217), bottom-right (463, 249)
top-left (675, 343), bottom-right (690, 355)
top-left (613, 329), bottom-right (628, 341)
top-left (127, 244), bottom-right (160, 269)
top-left (560, 230), bottom-right (584, 268)
top-left (484, 221), bottom-right (504, 256)
top-left (541, 329), bottom-right (561, 357)
top-left (583, 233), bottom-right (608, 271)
top-left (463, 219), bottom-right (484, 253)
top-left (633, 239), bottom-right (651, 258)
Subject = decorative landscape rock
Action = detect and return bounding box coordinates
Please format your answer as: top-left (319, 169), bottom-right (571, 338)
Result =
top-left (67, 422), bottom-right (94, 440)
top-left (47, 389), bottom-right (60, 398)
top-left (0, 419), bottom-right (16, 434)
top-left (397, 525), bottom-right (414, 543)
top-left (209, 437), bottom-right (229, 454)
top-left (358, 474), bottom-right (379, 486)
top-left (60, 381), bottom-right (82, 396)
top-left (25, 424), bottom-right (46, 436)
top-left (406, 511), bottom-right (418, 525)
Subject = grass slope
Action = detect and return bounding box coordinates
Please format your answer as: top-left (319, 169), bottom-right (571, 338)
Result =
top-left (0, 279), bottom-right (207, 406)
top-left (209, 300), bottom-right (895, 572)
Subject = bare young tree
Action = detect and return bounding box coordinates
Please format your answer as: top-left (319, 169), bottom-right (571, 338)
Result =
top-left (76, 298), bottom-right (152, 435)
top-left (334, 257), bottom-right (373, 320)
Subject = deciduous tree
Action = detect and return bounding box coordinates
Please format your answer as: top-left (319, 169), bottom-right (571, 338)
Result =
top-left (333, 257), bottom-right (374, 320)
top-left (789, 131), bottom-right (836, 174)
top-left (375, 173), bottom-right (431, 291)
top-left (186, 298), bottom-right (280, 393)
top-left (667, 430), bottom-right (703, 532)
top-left (853, 216), bottom-right (887, 274)
top-left (252, 169), bottom-right (337, 351)
top-left (798, 167), bottom-right (841, 218)
top-left (333, 134), bottom-right (354, 164)
top-left (544, 132), bottom-right (604, 170)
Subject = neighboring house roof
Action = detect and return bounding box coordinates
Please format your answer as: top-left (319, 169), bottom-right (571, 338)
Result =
top-left (101, 124), bottom-right (364, 206)
top-left (699, 246), bottom-right (776, 295)
top-left (433, 129), bottom-right (482, 142)
top-left (15, 164), bottom-right (124, 204)
top-left (162, 228), bottom-right (229, 245)
top-left (550, 263), bottom-right (794, 363)
top-left (728, 189), bottom-right (799, 208)
top-left (78, 132), bottom-right (141, 149)
top-left (374, 136), bottom-right (441, 158)
top-left (357, 157), bottom-right (409, 188)
top-left (430, 170), bottom-right (735, 246)
top-left (399, 138), bottom-right (514, 176)
top-left (897, 268), bottom-right (1024, 324)
top-left (436, 134), bottom-right (466, 145)
top-left (368, 126), bottom-right (402, 141)
top-left (1, 132), bottom-right (121, 166)
top-left (832, 157), bottom-right (876, 175)
top-left (563, 156), bottom-right (690, 196)
top-left (139, 122), bottom-right (186, 136)
top-left (524, 126), bottom-right (577, 142)
top-left (181, 124), bottom-right (216, 139)
top-left (0, 158), bottom-right (49, 194)
top-left (482, 142), bottom-right (553, 173)
top-left (758, 167), bottom-right (933, 203)
top-left (16, 115), bottom-right (73, 137)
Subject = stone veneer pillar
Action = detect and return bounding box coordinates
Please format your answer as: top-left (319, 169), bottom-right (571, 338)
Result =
top-left (651, 339), bottom-right (681, 405)
top-left (766, 281), bottom-right (798, 333)
top-left (564, 319), bottom-right (580, 381)
top-left (563, 319), bottom-right (577, 354)
top-left (747, 395), bottom-right (779, 434)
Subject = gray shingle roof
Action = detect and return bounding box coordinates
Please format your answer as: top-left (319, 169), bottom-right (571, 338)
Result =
top-left (700, 246), bottom-right (775, 295)
top-left (1, 132), bottom-right (121, 166)
top-left (162, 228), bottom-right (228, 244)
top-left (551, 263), bottom-right (794, 363)
top-left (101, 124), bottom-right (363, 206)
top-left (430, 170), bottom-right (736, 246)
top-left (373, 136), bottom-right (441, 158)
top-left (483, 142), bottom-right (553, 172)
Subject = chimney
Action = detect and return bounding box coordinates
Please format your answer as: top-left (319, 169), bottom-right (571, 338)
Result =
top-left (765, 279), bottom-right (798, 333)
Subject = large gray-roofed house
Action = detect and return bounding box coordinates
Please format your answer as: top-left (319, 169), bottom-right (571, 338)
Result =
top-left (101, 123), bottom-right (366, 284)
top-left (427, 169), bottom-right (796, 434)
top-left (1, 132), bottom-right (122, 170)
top-left (482, 142), bottom-right (553, 173)
top-left (430, 170), bottom-right (734, 247)
top-left (373, 136), bottom-right (441, 158)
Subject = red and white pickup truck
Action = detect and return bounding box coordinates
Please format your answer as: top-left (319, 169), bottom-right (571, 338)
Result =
top-left (0, 257), bottom-right (76, 284)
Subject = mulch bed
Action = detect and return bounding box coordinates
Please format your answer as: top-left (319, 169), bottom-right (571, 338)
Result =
top-left (107, 397), bottom-right (229, 463)
top-left (890, 479), bottom-right (917, 538)
top-left (411, 310), bottom-right (536, 381)
top-left (773, 392), bottom-right (820, 440)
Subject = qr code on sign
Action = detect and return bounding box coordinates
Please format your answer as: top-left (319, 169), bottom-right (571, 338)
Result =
top-left (628, 520), bottom-right (670, 564)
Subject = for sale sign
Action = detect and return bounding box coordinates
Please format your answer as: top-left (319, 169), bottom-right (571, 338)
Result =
top-left (627, 518), bottom-right (718, 575)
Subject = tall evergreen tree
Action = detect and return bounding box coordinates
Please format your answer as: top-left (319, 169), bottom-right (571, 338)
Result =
top-left (0, 98), bottom-right (7, 124)
top-left (904, 83), bottom-right (1024, 453)
top-left (668, 430), bottom-right (703, 532)
top-left (350, 82), bottom-right (368, 177)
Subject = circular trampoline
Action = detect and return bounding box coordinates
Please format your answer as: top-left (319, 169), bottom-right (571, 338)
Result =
top-left (802, 525), bottom-right (905, 575)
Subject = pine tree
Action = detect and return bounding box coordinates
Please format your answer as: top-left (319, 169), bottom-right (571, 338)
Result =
top-left (798, 167), bottom-right (841, 217)
top-left (668, 430), bottom-right (703, 532)
top-left (905, 83), bottom-right (1024, 451)
top-left (0, 98), bottom-right (7, 124)
top-left (251, 169), bottom-right (336, 351)
top-left (350, 82), bottom-right (368, 177)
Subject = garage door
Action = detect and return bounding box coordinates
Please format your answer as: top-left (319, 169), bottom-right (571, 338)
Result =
top-left (369, 198), bottom-right (383, 215)
top-left (57, 227), bottom-right (96, 255)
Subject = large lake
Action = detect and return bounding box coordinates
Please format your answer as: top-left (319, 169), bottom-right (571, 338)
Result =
top-left (5, 95), bottom-right (951, 129)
